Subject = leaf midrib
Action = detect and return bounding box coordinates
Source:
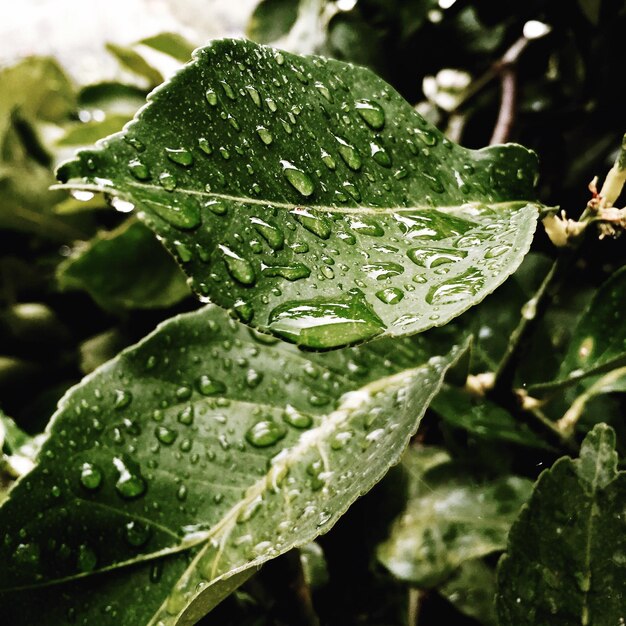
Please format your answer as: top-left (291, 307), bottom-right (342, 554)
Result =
top-left (146, 363), bottom-right (429, 626)
top-left (54, 180), bottom-right (532, 216)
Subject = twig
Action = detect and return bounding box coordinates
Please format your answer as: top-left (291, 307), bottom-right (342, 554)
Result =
top-left (262, 550), bottom-right (319, 626)
top-left (490, 37), bottom-right (529, 144)
top-left (490, 66), bottom-right (517, 144)
top-left (493, 257), bottom-right (561, 391)
top-left (557, 366), bottom-right (626, 437)
top-left (407, 588), bottom-right (423, 626)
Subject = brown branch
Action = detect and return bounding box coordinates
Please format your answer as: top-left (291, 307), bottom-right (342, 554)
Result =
top-left (490, 66), bottom-right (517, 144)
top-left (489, 37), bottom-right (529, 145)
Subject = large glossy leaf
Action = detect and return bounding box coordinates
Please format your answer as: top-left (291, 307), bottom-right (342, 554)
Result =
top-left (377, 446), bottom-right (531, 588)
top-left (57, 38), bottom-right (541, 349)
top-left (0, 305), bottom-right (466, 625)
top-left (57, 220), bottom-right (191, 311)
top-left (497, 423), bottom-right (626, 625)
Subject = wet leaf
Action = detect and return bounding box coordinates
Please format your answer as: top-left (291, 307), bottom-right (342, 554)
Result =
top-left (547, 266), bottom-right (626, 388)
top-left (0, 305), bottom-right (467, 625)
top-left (377, 445), bottom-right (531, 587)
top-left (57, 38), bottom-right (541, 349)
top-left (497, 423), bottom-right (626, 625)
top-left (57, 220), bottom-right (191, 310)
top-left (438, 559), bottom-right (497, 626)
top-left (431, 385), bottom-right (550, 449)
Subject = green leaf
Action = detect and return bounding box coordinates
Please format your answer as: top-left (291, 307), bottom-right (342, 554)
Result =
top-left (431, 385), bottom-right (550, 449)
top-left (549, 266), bottom-right (626, 387)
top-left (497, 423), bottom-right (626, 625)
top-left (57, 114), bottom-right (131, 147)
top-left (438, 559), bottom-right (497, 626)
top-left (57, 38), bottom-right (541, 349)
top-left (105, 43), bottom-right (164, 87)
top-left (137, 33), bottom-right (197, 62)
top-left (57, 220), bottom-right (191, 310)
top-left (0, 57), bottom-right (75, 151)
top-left (0, 304), bottom-right (466, 625)
top-left (247, 0), bottom-right (300, 44)
top-left (78, 82), bottom-right (148, 118)
top-left (377, 446), bottom-right (531, 587)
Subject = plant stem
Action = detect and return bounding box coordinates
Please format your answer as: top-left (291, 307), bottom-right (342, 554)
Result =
top-left (407, 588), bottom-right (423, 626)
top-left (262, 549), bottom-right (319, 626)
top-left (490, 65), bottom-right (517, 144)
top-left (599, 133), bottom-right (626, 208)
top-left (493, 258), bottom-right (561, 391)
top-left (557, 366), bottom-right (626, 437)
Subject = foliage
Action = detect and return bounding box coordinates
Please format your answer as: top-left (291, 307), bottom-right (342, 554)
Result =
top-left (0, 1), bottom-right (625, 625)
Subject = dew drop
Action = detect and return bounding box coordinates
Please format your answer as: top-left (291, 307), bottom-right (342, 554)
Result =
top-left (77, 544), bottom-right (97, 573)
top-left (196, 375), bottom-right (226, 396)
top-left (128, 158), bottom-right (149, 180)
top-left (407, 246), bottom-right (467, 268)
top-left (348, 217), bottom-right (384, 237)
top-left (426, 268), bottom-right (484, 305)
top-left (262, 263), bottom-right (311, 281)
top-left (370, 142), bottom-right (392, 167)
top-left (268, 291), bottom-right (385, 348)
top-left (355, 99), bottom-right (385, 129)
top-left (113, 457), bottom-right (146, 499)
top-left (114, 389), bottom-right (132, 409)
top-left (363, 261), bottom-right (404, 280)
top-left (376, 287), bottom-right (404, 304)
top-left (484, 244), bottom-right (510, 258)
top-left (155, 425), bottom-right (178, 446)
top-left (125, 521), bottom-right (151, 547)
top-left (283, 405), bottom-right (313, 429)
top-left (220, 80), bottom-right (236, 100)
top-left (198, 137), bottom-right (213, 155)
top-left (174, 240), bottom-right (193, 263)
top-left (334, 136), bottom-right (362, 170)
top-left (177, 405), bottom-right (194, 426)
top-left (111, 197), bottom-right (134, 213)
top-left (321, 148), bottom-right (336, 170)
top-left (219, 244), bottom-right (256, 285)
top-left (315, 81), bottom-right (333, 102)
top-left (205, 200), bottom-right (226, 215)
top-left (165, 147), bottom-right (193, 167)
top-left (245, 419), bottom-right (287, 447)
top-left (79, 462), bottom-right (102, 490)
top-left (156, 170), bottom-right (178, 194)
top-left (291, 208), bottom-right (331, 238)
top-left (245, 85), bottom-right (262, 108)
top-left (256, 125), bottom-right (273, 145)
top-left (251, 217), bottom-right (284, 250)
top-left (205, 89), bottom-right (218, 105)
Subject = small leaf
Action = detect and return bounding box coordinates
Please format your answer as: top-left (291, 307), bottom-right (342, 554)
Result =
top-left (438, 559), bottom-right (497, 626)
top-left (57, 220), bottom-right (191, 310)
top-left (247, 0), bottom-right (300, 44)
top-left (431, 385), bottom-right (550, 449)
top-left (377, 445), bottom-right (531, 587)
top-left (497, 423), bottom-right (626, 625)
top-left (137, 32), bottom-right (197, 62)
top-left (105, 42), bottom-right (164, 87)
top-left (548, 266), bottom-right (626, 387)
top-left (0, 57), bottom-right (75, 149)
top-left (57, 38), bottom-right (541, 349)
top-left (0, 305), bottom-right (466, 625)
